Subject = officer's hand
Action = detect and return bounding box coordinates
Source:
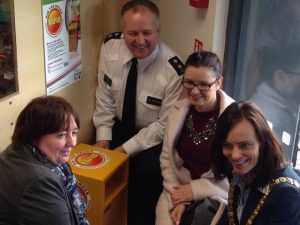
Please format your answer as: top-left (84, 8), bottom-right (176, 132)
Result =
top-left (95, 140), bottom-right (110, 149)
top-left (113, 145), bottom-right (127, 154)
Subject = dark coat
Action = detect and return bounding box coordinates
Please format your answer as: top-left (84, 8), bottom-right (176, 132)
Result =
top-left (218, 166), bottom-right (300, 225)
top-left (0, 144), bottom-right (79, 225)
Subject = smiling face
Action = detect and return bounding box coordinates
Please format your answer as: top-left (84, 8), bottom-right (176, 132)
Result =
top-left (183, 66), bottom-right (222, 112)
top-left (34, 115), bottom-right (78, 164)
top-left (222, 119), bottom-right (260, 178)
top-left (122, 7), bottom-right (160, 59)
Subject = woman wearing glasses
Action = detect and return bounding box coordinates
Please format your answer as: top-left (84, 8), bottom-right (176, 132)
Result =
top-left (155, 50), bottom-right (234, 225)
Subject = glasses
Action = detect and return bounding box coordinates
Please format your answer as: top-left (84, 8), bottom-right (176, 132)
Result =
top-left (182, 77), bottom-right (220, 91)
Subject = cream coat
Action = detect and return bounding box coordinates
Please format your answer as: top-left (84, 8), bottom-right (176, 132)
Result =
top-left (155, 90), bottom-right (234, 225)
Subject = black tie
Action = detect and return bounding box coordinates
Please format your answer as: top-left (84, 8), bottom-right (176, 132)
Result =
top-left (122, 58), bottom-right (138, 135)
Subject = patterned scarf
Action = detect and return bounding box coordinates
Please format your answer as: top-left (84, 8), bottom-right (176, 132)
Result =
top-left (29, 145), bottom-right (90, 225)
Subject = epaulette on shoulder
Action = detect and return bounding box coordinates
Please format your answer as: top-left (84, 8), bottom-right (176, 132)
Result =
top-left (104, 32), bottom-right (122, 44)
top-left (168, 56), bottom-right (184, 76)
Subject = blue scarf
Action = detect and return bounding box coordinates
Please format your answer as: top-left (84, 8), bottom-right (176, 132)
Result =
top-left (30, 145), bottom-right (90, 225)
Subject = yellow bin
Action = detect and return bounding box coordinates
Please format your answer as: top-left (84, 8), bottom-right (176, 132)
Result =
top-left (69, 143), bottom-right (129, 225)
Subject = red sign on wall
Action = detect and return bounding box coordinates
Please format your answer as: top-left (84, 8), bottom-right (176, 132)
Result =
top-left (194, 39), bottom-right (203, 52)
top-left (190, 0), bottom-right (209, 9)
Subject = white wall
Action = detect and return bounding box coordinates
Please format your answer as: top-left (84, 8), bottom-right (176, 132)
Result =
top-left (153, 0), bottom-right (229, 62)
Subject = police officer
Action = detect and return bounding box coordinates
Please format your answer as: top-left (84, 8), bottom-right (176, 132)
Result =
top-left (93, 1), bottom-right (184, 225)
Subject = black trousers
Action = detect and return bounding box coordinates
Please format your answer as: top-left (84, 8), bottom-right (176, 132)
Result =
top-left (111, 118), bottom-right (163, 225)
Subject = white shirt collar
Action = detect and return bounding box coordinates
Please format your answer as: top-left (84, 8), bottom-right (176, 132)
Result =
top-left (137, 44), bottom-right (159, 72)
top-left (232, 174), bottom-right (270, 195)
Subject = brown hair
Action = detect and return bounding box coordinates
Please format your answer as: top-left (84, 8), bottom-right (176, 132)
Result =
top-left (210, 100), bottom-right (286, 187)
top-left (12, 96), bottom-right (80, 148)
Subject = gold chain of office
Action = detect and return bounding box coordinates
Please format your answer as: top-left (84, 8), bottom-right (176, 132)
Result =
top-left (227, 177), bottom-right (300, 225)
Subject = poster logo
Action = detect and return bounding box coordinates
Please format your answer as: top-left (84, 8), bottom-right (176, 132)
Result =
top-left (46, 5), bottom-right (63, 36)
top-left (71, 151), bottom-right (110, 169)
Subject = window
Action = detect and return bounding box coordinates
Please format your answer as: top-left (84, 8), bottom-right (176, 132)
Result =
top-left (0, 0), bottom-right (17, 99)
top-left (224, 0), bottom-right (300, 168)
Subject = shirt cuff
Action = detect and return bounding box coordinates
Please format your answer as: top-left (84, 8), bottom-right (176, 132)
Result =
top-left (96, 127), bottom-right (112, 141)
top-left (122, 138), bottom-right (141, 156)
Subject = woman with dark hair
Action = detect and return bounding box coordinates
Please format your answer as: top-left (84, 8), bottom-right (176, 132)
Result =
top-left (0, 96), bottom-right (89, 225)
top-left (156, 50), bottom-right (234, 225)
top-left (211, 100), bottom-right (300, 225)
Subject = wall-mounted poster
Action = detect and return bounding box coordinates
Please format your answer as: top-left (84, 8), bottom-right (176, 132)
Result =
top-left (42, 0), bottom-right (81, 95)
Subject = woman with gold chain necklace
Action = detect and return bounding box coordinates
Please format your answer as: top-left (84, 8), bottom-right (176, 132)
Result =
top-left (155, 50), bottom-right (235, 225)
top-left (211, 101), bottom-right (300, 225)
